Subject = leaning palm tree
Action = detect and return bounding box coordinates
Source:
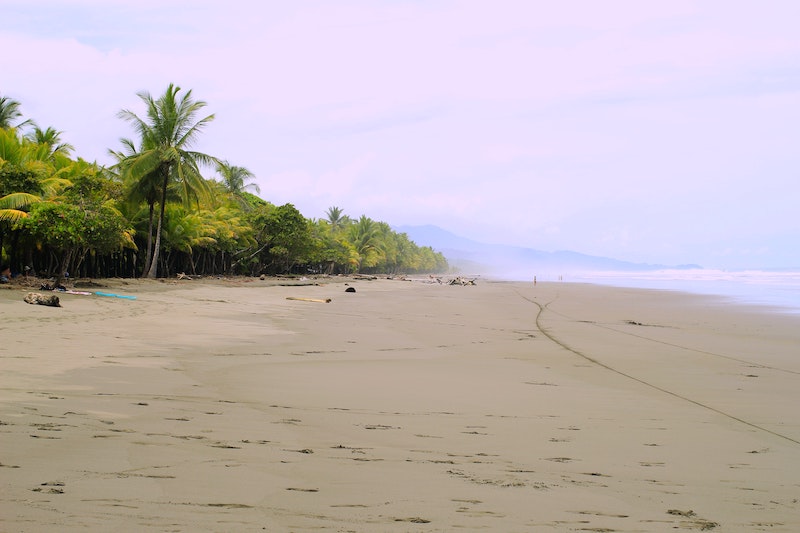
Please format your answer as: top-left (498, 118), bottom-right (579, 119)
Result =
top-left (116, 84), bottom-right (216, 278)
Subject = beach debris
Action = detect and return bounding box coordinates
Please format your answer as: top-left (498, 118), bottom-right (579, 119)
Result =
top-left (667, 509), bottom-right (696, 517)
top-left (283, 448), bottom-right (314, 454)
top-left (23, 292), bottom-right (61, 307)
top-left (74, 280), bottom-right (104, 288)
top-left (32, 481), bottom-right (65, 494)
top-left (176, 272), bottom-right (192, 280)
top-left (667, 509), bottom-right (719, 530)
top-left (345, 287), bottom-right (356, 293)
top-left (448, 276), bottom-right (477, 286)
top-left (64, 290), bottom-right (92, 295)
top-left (286, 297), bottom-right (331, 303)
top-left (95, 291), bottom-right (137, 300)
top-left (395, 517), bottom-right (431, 524)
top-left (39, 283), bottom-right (66, 291)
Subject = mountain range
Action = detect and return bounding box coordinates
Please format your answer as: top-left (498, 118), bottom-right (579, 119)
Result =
top-left (395, 225), bottom-right (701, 280)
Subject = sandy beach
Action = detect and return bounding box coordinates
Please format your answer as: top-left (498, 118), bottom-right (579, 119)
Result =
top-left (1, 276), bottom-right (799, 532)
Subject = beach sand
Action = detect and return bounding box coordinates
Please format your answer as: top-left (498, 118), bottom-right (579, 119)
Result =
top-left (1, 277), bottom-right (799, 531)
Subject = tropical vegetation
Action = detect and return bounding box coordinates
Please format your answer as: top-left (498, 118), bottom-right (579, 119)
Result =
top-left (0, 88), bottom-right (448, 280)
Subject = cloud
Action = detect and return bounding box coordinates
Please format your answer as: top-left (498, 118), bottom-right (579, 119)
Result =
top-left (2, 1), bottom-right (799, 269)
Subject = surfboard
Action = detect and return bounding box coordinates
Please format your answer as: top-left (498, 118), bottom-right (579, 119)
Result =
top-left (95, 291), bottom-right (137, 300)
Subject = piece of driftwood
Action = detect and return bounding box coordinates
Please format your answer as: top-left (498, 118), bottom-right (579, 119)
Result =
top-left (286, 297), bottom-right (332, 303)
top-left (24, 292), bottom-right (61, 307)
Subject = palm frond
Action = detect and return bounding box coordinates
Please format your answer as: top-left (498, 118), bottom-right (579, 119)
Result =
top-left (0, 192), bottom-right (40, 210)
top-left (0, 208), bottom-right (28, 223)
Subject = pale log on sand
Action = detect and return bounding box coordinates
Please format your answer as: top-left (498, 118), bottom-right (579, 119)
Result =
top-left (286, 296), bottom-right (332, 303)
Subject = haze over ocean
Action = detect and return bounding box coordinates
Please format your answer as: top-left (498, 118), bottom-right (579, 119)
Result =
top-left (566, 269), bottom-right (800, 314)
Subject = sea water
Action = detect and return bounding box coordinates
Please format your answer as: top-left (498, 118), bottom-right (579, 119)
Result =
top-left (568, 269), bottom-right (800, 314)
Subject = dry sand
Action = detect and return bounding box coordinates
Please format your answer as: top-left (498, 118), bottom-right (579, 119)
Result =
top-left (1, 276), bottom-right (799, 532)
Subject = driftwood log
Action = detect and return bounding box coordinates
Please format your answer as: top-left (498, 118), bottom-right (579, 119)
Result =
top-left (448, 277), bottom-right (477, 286)
top-left (24, 292), bottom-right (61, 307)
top-left (286, 297), bottom-right (332, 303)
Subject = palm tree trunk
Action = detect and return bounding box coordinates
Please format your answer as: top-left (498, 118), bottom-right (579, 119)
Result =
top-left (143, 201), bottom-right (155, 277)
top-left (146, 207), bottom-right (164, 278)
top-left (146, 175), bottom-right (169, 279)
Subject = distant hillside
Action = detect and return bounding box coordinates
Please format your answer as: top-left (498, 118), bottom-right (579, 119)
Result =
top-left (394, 224), bottom-right (700, 279)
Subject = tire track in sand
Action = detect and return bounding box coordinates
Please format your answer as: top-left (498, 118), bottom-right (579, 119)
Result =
top-left (515, 289), bottom-right (800, 447)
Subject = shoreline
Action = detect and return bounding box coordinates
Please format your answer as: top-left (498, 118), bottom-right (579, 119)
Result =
top-left (4, 269), bottom-right (800, 314)
top-left (530, 269), bottom-right (800, 315)
top-left (2, 277), bottom-right (799, 531)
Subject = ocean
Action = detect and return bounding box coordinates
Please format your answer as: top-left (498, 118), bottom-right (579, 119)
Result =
top-left (566, 269), bottom-right (800, 314)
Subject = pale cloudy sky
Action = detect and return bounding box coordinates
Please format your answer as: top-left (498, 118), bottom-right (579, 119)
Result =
top-left (2, 0), bottom-right (798, 269)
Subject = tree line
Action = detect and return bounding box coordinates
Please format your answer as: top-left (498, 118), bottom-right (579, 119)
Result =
top-left (0, 86), bottom-right (449, 285)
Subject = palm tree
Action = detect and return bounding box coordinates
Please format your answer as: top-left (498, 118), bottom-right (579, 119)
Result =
top-left (161, 204), bottom-right (216, 275)
top-left (216, 160), bottom-right (259, 209)
top-left (325, 206), bottom-right (350, 233)
top-left (25, 124), bottom-right (74, 158)
top-left (116, 83), bottom-right (216, 278)
top-left (110, 137), bottom-right (163, 275)
top-left (348, 215), bottom-right (383, 271)
top-left (0, 126), bottom-right (68, 224)
top-left (0, 95), bottom-right (30, 129)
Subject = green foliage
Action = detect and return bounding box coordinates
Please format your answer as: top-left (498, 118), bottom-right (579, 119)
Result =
top-left (0, 127), bottom-right (52, 193)
top-left (0, 164), bottom-right (44, 198)
top-left (306, 208), bottom-right (448, 274)
top-left (2, 89), bottom-right (448, 279)
top-left (21, 201), bottom-right (132, 254)
top-left (255, 203), bottom-right (313, 273)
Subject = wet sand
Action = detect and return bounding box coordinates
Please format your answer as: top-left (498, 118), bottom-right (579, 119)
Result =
top-left (1, 277), bottom-right (799, 531)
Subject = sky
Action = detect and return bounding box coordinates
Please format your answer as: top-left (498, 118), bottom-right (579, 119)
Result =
top-left (2, 0), bottom-right (799, 270)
